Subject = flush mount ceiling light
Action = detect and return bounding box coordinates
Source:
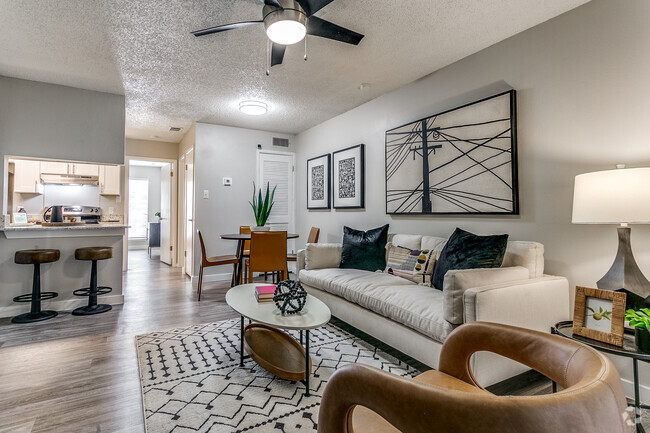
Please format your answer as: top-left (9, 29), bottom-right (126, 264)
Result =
top-left (239, 100), bottom-right (268, 116)
top-left (191, 0), bottom-right (363, 70)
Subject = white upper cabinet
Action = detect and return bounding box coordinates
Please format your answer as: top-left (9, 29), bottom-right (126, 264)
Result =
top-left (72, 163), bottom-right (99, 176)
top-left (13, 160), bottom-right (43, 194)
top-left (99, 165), bottom-right (121, 195)
top-left (40, 161), bottom-right (69, 174)
top-left (40, 162), bottom-right (99, 176)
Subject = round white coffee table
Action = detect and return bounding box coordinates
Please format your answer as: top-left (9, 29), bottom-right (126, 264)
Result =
top-left (225, 283), bottom-right (331, 396)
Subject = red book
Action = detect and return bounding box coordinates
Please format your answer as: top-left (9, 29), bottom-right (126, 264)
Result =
top-left (255, 285), bottom-right (276, 296)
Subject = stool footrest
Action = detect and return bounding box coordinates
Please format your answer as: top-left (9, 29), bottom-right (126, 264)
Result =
top-left (12, 292), bottom-right (58, 303)
top-left (73, 287), bottom-right (112, 297)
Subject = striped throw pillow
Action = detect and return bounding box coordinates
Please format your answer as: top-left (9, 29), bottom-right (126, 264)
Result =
top-left (384, 242), bottom-right (436, 285)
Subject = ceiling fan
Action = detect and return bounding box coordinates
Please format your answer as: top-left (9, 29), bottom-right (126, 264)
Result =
top-left (191, 0), bottom-right (364, 70)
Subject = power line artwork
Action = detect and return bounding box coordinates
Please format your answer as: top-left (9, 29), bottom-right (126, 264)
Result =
top-left (385, 90), bottom-right (518, 215)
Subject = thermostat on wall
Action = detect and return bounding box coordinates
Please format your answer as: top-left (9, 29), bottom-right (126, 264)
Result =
top-left (223, 177), bottom-right (232, 186)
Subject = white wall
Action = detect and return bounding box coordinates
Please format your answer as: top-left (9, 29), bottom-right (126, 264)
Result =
top-left (192, 122), bottom-right (294, 278)
top-left (129, 165), bottom-right (162, 223)
top-left (294, 0), bottom-right (650, 397)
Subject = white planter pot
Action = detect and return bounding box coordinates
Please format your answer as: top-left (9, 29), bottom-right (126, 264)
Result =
top-left (250, 225), bottom-right (270, 232)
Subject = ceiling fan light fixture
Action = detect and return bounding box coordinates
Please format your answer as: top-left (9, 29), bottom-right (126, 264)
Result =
top-left (239, 100), bottom-right (268, 115)
top-left (264, 7), bottom-right (307, 45)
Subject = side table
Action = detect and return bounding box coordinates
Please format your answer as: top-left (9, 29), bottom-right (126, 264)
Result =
top-left (553, 320), bottom-right (649, 432)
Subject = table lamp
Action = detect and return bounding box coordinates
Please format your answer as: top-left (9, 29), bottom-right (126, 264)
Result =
top-left (572, 166), bottom-right (650, 303)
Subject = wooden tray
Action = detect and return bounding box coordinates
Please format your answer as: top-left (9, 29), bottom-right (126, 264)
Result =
top-left (244, 323), bottom-right (311, 381)
top-left (41, 222), bottom-right (86, 227)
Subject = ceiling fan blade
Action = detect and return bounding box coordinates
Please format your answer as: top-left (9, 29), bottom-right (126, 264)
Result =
top-left (297, 0), bottom-right (334, 16)
top-left (306, 16), bottom-right (364, 45)
top-left (264, 0), bottom-right (282, 7)
top-left (271, 43), bottom-right (286, 66)
top-left (191, 20), bottom-right (263, 37)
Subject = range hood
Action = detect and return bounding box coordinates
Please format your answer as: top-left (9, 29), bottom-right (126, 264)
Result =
top-left (40, 174), bottom-right (99, 185)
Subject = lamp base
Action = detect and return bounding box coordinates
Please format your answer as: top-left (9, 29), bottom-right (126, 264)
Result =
top-left (597, 227), bottom-right (650, 300)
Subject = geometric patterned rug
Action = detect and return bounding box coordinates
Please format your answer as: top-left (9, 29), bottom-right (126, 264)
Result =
top-left (135, 318), bottom-right (419, 433)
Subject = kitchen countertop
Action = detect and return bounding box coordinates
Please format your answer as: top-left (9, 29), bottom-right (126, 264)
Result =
top-left (1, 222), bottom-right (128, 231)
top-left (1, 222), bottom-right (128, 239)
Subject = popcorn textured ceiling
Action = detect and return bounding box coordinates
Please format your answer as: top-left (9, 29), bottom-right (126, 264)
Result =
top-left (0, 0), bottom-right (590, 142)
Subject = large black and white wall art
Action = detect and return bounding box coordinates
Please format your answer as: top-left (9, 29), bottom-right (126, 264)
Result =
top-left (385, 90), bottom-right (518, 215)
top-left (333, 144), bottom-right (365, 209)
top-left (307, 153), bottom-right (331, 209)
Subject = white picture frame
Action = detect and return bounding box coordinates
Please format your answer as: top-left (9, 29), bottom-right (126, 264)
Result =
top-left (333, 144), bottom-right (365, 209)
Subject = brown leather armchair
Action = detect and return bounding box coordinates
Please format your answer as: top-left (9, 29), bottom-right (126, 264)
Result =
top-left (318, 322), bottom-right (633, 433)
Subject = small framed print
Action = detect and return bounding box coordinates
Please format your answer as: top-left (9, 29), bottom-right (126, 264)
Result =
top-left (307, 154), bottom-right (331, 210)
top-left (573, 286), bottom-right (626, 346)
top-left (333, 144), bottom-right (365, 209)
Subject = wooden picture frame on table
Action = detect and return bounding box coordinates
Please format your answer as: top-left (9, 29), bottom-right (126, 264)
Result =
top-left (333, 144), bottom-right (365, 209)
top-left (307, 154), bottom-right (331, 210)
top-left (573, 286), bottom-right (626, 347)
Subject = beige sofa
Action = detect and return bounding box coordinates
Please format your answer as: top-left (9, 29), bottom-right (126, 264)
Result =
top-left (297, 234), bottom-right (571, 386)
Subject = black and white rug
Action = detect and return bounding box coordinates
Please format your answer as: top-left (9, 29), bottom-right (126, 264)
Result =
top-left (136, 318), bottom-right (419, 433)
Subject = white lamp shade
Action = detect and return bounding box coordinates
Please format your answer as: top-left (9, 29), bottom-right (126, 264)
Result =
top-left (572, 167), bottom-right (650, 224)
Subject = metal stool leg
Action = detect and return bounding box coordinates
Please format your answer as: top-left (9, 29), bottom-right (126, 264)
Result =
top-left (72, 259), bottom-right (112, 315)
top-left (12, 263), bottom-right (58, 324)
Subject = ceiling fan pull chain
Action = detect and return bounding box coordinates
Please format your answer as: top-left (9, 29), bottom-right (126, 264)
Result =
top-left (266, 39), bottom-right (271, 76)
top-left (304, 35), bottom-right (308, 61)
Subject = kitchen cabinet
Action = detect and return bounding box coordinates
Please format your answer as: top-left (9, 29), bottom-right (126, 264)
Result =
top-left (72, 163), bottom-right (99, 176)
top-left (99, 165), bottom-right (121, 195)
top-left (40, 161), bottom-right (69, 174)
top-left (14, 160), bottom-right (43, 194)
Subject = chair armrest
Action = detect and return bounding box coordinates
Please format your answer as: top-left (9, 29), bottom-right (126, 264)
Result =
top-left (318, 364), bottom-right (488, 433)
top-left (443, 266), bottom-right (531, 325)
top-left (303, 243), bottom-right (342, 270)
top-left (297, 249), bottom-right (306, 275)
top-left (463, 275), bottom-right (570, 332)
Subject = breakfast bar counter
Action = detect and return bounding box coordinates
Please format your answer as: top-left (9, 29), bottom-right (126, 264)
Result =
top-left (1, 223), bottom-right (128, 238)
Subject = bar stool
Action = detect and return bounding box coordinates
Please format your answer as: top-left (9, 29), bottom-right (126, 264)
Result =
top-left (72, 247), bottom-right (113, 315)
top-left (12, 249), bottom-right (60, 323)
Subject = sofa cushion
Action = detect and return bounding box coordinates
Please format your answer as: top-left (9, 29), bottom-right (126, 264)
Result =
top-left (340, 225), bottom-right (389, 272)
top-left (305, 243), bottom-right (342, 270)
top-left (443, 266), bottom-right (531, 324)
top-left (300, 268), bottom-right (456, 342)
top-left (385, 242), bottom-right (435, 285)
top-left (432, 228), bottom-right (509, 290)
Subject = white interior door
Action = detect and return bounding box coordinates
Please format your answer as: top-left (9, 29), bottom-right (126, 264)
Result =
top-left (160, 163), bottom-right (172, 265)
top-left (257, 151), bottom-right (295, 250)
top-left (185, 149), bottom-right (194, 277)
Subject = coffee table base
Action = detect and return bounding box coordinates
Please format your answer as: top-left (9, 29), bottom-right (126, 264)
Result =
top-left (240, 319), bottom-right (313, 396)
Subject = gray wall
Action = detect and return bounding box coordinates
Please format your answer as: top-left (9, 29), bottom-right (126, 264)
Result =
top-left (129, 165), bottom-right (162, 223)
top-left (294, 0), bottom-right (650, 396)
top-left (193, 122), bottom-right (294, 277)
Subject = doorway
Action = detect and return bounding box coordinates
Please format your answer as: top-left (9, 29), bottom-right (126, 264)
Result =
top-left (126, 158), bottom-right (176, 266)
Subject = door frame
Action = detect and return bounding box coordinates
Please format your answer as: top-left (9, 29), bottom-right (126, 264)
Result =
top-left (124, 155), bottom-right (178, 267)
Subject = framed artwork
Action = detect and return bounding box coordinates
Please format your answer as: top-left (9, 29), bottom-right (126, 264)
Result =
top-left (333, 144), bottom-right (365, 209)
top-left (573, 286), bottom-right (626, 347)
top-left (307, 153), bottom-right (331, 209)
top-left (385, 90), bottom-right (518, 215)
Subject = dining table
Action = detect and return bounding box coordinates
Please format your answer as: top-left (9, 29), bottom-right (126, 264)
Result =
top-left (220, 232), bottom-right (300, 286)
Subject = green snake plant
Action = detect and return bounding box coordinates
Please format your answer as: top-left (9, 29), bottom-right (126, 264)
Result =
top-left (250, 182), bottom-right (277, 227)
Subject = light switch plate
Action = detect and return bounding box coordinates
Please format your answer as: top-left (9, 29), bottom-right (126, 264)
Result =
top-left (203, 190), bottom-right (209, 199)
top-left (223, 177), bottom-right (232, 186)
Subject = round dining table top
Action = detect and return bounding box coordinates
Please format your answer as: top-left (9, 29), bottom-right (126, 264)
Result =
top-left (221, 233), bottom-right (299, 240)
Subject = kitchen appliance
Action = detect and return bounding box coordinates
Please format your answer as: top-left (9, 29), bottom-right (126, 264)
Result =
top-left (45, 205), bottom-right (64, 222)
top-left (40, 173), bottom-right (99, 185)
top-left (43, 206), bottom-right (102, 224)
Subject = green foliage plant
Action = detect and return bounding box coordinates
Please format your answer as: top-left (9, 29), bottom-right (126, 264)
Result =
top-left (250, 182), bottom-right (277, 227)
top-left (625, 308), bottom-right (650, 330)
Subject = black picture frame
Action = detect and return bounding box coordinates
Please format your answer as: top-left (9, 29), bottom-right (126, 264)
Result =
top-left (307, 153), bottom-right (331, 210)
top-left (333, 144), bottom-right (365, 209)
top-left (385, 90), bottom-right (518, 215)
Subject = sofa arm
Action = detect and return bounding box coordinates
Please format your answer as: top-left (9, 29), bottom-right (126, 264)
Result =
top-left (303, 243), bottom-right (342, 270)
top-left (463, 275), bottom-right (570, 333)
top-left (297, 249), bottom-right (306, 275)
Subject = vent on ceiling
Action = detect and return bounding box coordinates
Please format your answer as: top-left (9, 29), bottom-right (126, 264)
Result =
top-left (169, 127), bottom-right (182, 132)
top-left (273, 137), bottom-right (289, 147)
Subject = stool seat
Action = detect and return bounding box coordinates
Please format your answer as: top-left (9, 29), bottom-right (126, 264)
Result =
top-left (15, 249), bottom-right (60, 265)
top-left (75, 247), bottom-right (113, 261)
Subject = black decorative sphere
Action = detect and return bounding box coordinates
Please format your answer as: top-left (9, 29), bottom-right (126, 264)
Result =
top-left (273, 280), bottom-right (307, 315)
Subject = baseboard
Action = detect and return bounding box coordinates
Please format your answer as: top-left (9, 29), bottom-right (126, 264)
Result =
top-left (621, 378), bottom-right (650, 405)
top-left (190, 273), bottom-right (232, 288)
top-left (0, 294), bottom-right (125, 318)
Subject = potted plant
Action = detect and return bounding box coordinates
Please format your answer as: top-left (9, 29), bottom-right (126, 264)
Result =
top-left (625, 308), bottom-right (650, 353)
top-left (249, 182), bottom-right (277, 232)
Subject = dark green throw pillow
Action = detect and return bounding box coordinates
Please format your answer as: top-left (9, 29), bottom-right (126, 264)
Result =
top-left (340, 224), bottom-right (389, 272)
top-left (432, 228), bottom-right (509, 290)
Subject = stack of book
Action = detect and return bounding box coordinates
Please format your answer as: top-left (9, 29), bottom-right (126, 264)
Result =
top-left (255, 285), bottom-right (276, 303)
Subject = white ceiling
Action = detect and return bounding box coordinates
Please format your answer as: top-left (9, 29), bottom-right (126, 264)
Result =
top-left (0, 0), bottom-right (590, 143)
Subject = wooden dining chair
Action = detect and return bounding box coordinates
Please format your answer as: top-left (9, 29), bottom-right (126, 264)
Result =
top-left (247, 231), bottom-right (288, 284)
top-left (287, 227), bottom-right (320, 262)
top-left (197, 230), bottom-right (239, 301)
top-left (239, 226), bottom-right (251, 283)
